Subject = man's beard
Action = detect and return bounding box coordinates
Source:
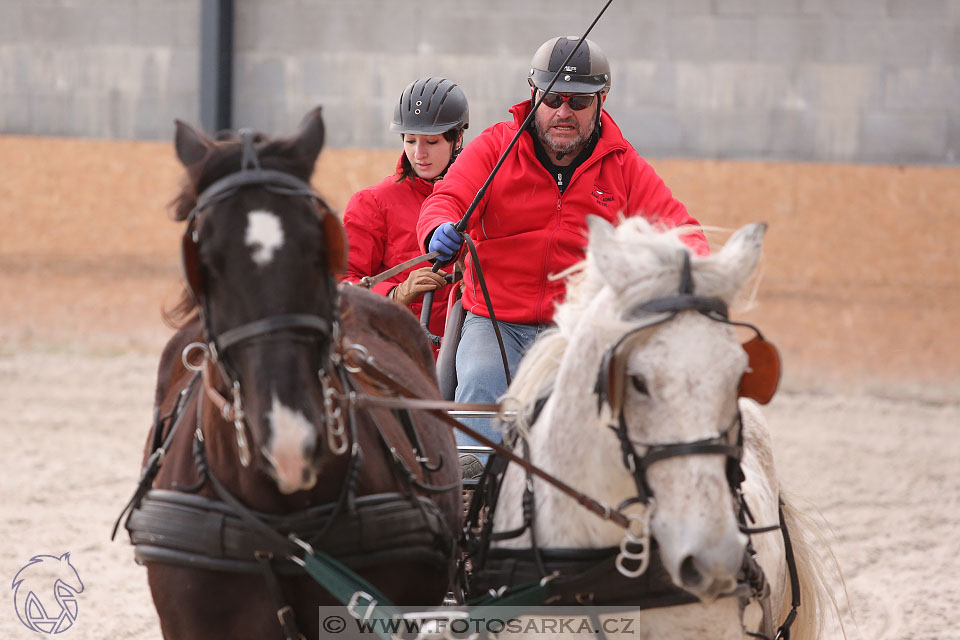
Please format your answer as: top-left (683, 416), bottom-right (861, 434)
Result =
top-left (536, 115), bottom-right (596, 156)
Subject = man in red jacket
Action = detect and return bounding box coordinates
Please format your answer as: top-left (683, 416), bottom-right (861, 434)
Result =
top-left (416, 37), bottom-right (708, 455)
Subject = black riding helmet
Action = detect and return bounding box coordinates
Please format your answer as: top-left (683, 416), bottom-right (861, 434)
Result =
top-left (391, 77), bottom-right (469, 136)
top-left (391, 77), bottom-right (469, 181)
top-left (528, 36), bottom-right (610, 130)
top-left (528, 36), bottom-right (611, 94)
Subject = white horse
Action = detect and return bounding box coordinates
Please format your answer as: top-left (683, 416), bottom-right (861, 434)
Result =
top-left (489, 217), bottom-right (832, 639)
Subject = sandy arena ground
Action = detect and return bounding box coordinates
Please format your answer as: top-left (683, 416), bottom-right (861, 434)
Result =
top-left (1, 352), bottom-right (958, 639)
top-left (1, 136), bottom-right (958, 638)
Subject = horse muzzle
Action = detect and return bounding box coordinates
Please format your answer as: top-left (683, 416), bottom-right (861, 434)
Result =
top-left (259, 397), bottom-right (322, 495)
top-left (672, 530), bottom-right (748, 602)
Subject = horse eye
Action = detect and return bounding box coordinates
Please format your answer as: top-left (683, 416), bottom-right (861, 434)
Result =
top-left (631, 374), bottom-right (648, 395)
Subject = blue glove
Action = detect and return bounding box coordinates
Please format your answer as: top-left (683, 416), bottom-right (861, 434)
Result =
top-left (428, 222), bottom-right (464, 262)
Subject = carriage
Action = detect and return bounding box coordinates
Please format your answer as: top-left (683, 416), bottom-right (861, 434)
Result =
top-left (111, 107), bottom-right (833, 640)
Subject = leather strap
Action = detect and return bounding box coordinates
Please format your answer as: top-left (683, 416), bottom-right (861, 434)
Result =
top-left (348, 394), bottom-right (501, 414)
top-left (635, 294), bottom-right (728, 317)
top-left (358, 251), bottom-right (441, 289)
top-left (111, 373), bottom-right (201, 540)
top-left (189, 168), bottom-right (324, 222)
top-left (200, 357), bottom-right (239, 423)
top-left (346, 350), bottom-right (631, 529)
top-left (255, 553), bottom-right (306, 640)
top-left (216, 314), bottom-right (331, 352)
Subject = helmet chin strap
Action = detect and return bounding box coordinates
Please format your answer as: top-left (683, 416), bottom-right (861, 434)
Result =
top-left (436, 132), bottom-right (464, 181)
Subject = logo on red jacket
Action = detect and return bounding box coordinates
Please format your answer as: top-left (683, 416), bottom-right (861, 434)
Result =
top-left (593, 184), bottom-right (615, 207)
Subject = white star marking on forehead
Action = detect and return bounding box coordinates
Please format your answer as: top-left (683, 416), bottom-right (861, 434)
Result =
top-left (245, 210), bottom-right (285, 266)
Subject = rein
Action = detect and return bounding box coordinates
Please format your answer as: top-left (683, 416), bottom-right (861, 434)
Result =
top-left (357, 250), bottom-right (441, 289)
top-left (341, 346), bottom-right (634, 530)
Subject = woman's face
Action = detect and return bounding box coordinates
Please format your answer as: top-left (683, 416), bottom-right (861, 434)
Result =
top-left (403, 134), bottom-right (455, 180)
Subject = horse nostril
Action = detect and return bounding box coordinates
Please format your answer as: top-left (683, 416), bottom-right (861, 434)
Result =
top-left (680, 555), bottom-right (702, 588)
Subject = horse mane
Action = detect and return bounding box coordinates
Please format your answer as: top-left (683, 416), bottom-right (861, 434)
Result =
top-left (163, 130), bottom-right (326, 329)
top-left (505, 217), bottom-right (753, 435)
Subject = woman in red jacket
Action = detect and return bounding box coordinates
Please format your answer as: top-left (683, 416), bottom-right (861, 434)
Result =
top-left (342, 77), bottom-right (469, 355)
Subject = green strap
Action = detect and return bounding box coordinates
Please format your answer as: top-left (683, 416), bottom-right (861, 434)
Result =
top-left (301, 551), bottom-right (400, 640)
top-left (467, 581), bottom-right (551, 608)
top-left (300, 550), bottom-right (553, 637)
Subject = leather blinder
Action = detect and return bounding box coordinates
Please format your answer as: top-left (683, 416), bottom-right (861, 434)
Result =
top-left (738, 336), bottom-right (781, 405)
top-left (322, 211), bottom-right (348, 275)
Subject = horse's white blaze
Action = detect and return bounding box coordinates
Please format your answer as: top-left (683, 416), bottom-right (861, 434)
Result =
top-left (264, 393), bottom-right (316, 494)
top-left (245, 210), bottom-right (284, 266)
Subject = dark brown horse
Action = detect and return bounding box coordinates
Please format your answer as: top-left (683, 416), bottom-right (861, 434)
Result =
top-left (119, 108), bottom-right (461, 639)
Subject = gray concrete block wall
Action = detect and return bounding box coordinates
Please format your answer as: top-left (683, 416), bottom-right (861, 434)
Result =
top-left (2, 0), bottom-right (959, 164)
top-left (0, 0), bottom-right (199, 140)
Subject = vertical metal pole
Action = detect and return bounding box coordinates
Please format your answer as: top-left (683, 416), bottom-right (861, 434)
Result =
top-left (200, 0), bottom-right (234, 133)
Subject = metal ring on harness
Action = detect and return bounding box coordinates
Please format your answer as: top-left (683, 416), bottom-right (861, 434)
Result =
top-left (342, 343), bottom-right (371, 374)
top-left (182, 342), bottom-right (208, 372)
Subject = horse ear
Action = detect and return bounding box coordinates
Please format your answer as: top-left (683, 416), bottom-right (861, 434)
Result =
top-left (717, 222), bottom-right (766, 294)
top-left (174, 119), bottom-right (213, 170)
top-left (292, 106), bottom-right (325, 170)
top-left (586, 215), bottom-right (615, 242)
top-left (586, 214), bottom-right (618, 273)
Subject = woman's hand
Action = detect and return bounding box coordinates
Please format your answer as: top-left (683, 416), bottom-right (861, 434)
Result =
top-left (392, 267), bottom-right (447, 306)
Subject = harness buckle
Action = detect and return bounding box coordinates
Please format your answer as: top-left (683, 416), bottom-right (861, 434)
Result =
top-left (540, 571), bottom-right (560, 586)
top-left (400, 611), bottom-right (475, 640)
top-left (346, 590), bottom-right (378, 622)
top-left (287, 534), bottom-right (312, 568)
top-left (616, 509), bottom-right (653, 578)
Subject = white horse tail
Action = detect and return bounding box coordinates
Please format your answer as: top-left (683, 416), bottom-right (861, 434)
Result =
top-left (777, 494), bottom-right (843, 640)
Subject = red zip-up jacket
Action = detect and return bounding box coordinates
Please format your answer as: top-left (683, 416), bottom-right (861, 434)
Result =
top-left (416, 101), bottom-right (708, 325)
top-left (342, 156), bottom-right (451, 346)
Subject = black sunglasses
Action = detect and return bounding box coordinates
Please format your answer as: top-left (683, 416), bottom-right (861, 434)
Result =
top-left (539, 91), bottom-right (596, 111)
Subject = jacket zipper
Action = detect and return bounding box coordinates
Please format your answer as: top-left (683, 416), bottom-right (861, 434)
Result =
top-left (535, 193), bottom-right (563, 325)
top-left (527, 128), bottom-right (621, 324)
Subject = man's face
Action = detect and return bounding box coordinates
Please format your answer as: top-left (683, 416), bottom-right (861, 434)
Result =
top-left (533, 90), bottom-right (601, 157)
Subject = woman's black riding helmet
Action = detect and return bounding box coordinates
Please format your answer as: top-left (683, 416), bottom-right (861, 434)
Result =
top-left (391, 77), bottom-right (469, 136)
top-left (391, 77), bottom-right (469, 180)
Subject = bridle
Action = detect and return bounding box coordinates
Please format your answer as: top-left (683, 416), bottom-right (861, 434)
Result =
top-left (591, 250), bottom-right (781, 577)
top-left (180, 130), bottom-right (349, 465)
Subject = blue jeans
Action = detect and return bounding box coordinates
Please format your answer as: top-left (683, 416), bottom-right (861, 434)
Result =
top-left (454, 312), bottom-right (551, 455)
